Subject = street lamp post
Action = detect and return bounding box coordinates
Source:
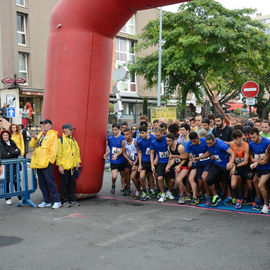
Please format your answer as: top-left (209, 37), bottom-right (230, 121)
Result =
top-left (157, 7), bottom-right (163, 107)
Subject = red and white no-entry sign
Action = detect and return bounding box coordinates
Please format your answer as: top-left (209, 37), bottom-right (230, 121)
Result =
top-left (241, 81), bottom-right (259, 98)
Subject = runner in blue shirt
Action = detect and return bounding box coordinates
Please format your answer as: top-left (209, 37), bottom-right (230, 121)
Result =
top-left (249, 127), bottom-right (270, 214)
top-left (198, 134), bottom-right (235, 207)
top-left (179, 123), bottom-right (190, 150)
top-left (150, 127), bottom-right (169, 203)
top-left (186, 132), bottom-right (212, 205)
top-left (104, 123), bottom-right (125, 195)
top-left (137, 125), bottom-right (155, 200)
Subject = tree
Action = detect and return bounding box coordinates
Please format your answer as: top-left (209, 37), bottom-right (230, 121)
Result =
top-left (129, 0), bottom-right (270, 118)
top-left (142, 97), bottom-right (149, 115)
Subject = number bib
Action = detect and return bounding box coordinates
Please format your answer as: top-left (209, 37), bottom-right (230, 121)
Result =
top-left (236, 157), bottom-right (244, 164)
top-left (145, 148), bottom-right (150, 155)
top-left (199, 153), bottom-right (210, 162)
top-left (254, 153), bottom-right (265, 159)
top-left (112, 147), bottom-right (121, 155)
top-left (159, 151), bottom-right (169, 158)
top-left (214, 155), bottom-right (221, 162)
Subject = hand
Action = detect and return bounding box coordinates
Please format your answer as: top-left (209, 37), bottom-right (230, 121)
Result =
top-left (103, 153), bottom-right (109, 159)
top-left (153, 159), bottom-right (158, 166)
top-left (112, 154), bottom-right (118, 161)
top-left (169, 155), bottom-right (175, 160)
top-left (211, 155), bottom-right (215, 160)
top-left (33, 135), bottom-right (38, 140)
top-left (174, 165), bottom-right (180, 173)
top-left (213, 95), bottom-right (219, 104)
top-left (165, 166), bottom-right (170, 173)
top-left (193, 157), bottom-right (200, 162)
top-left (226, 162), bottom-right (234, 171)
top-left (138, 165), bottom-right (142, 172)
top-left (59, 166), bottom-right (64, 175)
top-left (250, 162), bottom-right (258, 169)
top-left (151, 165), bottom-right (156, 174)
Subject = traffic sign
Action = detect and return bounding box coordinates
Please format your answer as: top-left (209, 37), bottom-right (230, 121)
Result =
top-left (7, 108), bottom-right (16, 118)
top-left (1, 77), bottom-right (14, 85)
top-left (245, 98), bottom-right (256, 106)
top-left (241, 81), bottom-right (259, 98)
top-left (16, 77), bottom-right (26, 84)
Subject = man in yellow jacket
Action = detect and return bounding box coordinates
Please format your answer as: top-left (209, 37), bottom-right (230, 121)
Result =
top-left (56, 123), bottom-right (81, 207)
top-left (30, 119), bottom-right (61, 209)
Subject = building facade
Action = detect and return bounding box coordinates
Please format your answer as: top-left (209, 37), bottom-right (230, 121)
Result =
top-left (0, 0), bottom-right (57, 125)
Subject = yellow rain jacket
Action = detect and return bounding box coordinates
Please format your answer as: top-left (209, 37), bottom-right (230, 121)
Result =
top-left (30, 129), bottom-right (58, 169)
top-left (11, 132), bottom-right (25, 156)
top-left (56, 133), bottom-right (81, 170)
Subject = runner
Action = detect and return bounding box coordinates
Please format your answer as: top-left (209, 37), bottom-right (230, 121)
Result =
top-left (137, 125), bottom-right (155, 201)
top-left (159, 123), bottom-right (168, 135)
top-left (104, 123), bottom-right (126, 195)
top-left (249, 127), bottom-right (270, 214)
top-left (186, 132), bottom-right (212, 205)
top-left (230, 130), bottom-right (253, 209)
top-left (166, 133), bottom-right (189, 201)
top-left (150, 127), bottom-right (169, 203)
top-left (179, 123), bottom-right (190, 150)
top-left (200, 134), bottom-right (235, 207)
top-left (194, 115), bottom-right (204, 134)
top-left (122, 128), bottom-right (141, 199)
top-left (202, 118), bottom-right (213, 135)
top-left (212, 114), bottom-right (233, 143)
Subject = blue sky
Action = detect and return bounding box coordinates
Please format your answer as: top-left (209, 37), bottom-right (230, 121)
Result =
top-left (163, 0), bottom-right (270, 15)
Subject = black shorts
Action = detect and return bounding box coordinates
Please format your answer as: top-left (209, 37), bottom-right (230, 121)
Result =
top-left (206, 164), bottom-right (230, 186)
top-left (169, 163), bottom-right (180, 179)
top-left (123, 159), bottom-right (130, 169)
top-left (234, 165), bottom-right (253, 180)
top-left (141, 161), bottom-right (152, 173)
top-left (196, 163), bottom-right (211, 180)
top-left (156, 163), bottom-right (167, 177)
top-left (257, 169), bottom-right (270, 178)
top-left (110, 163), bottom-right (125, 171)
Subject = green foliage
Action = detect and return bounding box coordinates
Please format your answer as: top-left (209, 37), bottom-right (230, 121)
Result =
top-left (143, 97), bottom-right (149, 115)
top-left (234, 108), bottom-right (242, 115)
top-left (129, 0), bottom-right (270, 118)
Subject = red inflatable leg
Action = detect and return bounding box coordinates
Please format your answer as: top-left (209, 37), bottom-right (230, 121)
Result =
top-left (43, 0), bottom-right (186, 197)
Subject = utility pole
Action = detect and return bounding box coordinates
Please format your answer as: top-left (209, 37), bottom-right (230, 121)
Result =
top-left (157, 7), bottom-right (163, 107)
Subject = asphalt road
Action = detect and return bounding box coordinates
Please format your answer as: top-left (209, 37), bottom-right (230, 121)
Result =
top-left (0, 169), bottom-right (270, 270)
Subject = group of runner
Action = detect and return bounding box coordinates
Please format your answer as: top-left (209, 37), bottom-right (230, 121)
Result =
top-left (105, 113), bottom-right (270, 214)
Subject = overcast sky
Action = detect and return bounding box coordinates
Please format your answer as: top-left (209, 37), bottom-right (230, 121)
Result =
top-left (163, 0), bottom-right (270, 16)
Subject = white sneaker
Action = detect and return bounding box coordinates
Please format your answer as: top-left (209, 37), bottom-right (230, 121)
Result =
top-left (261, 204), bottom-right (269, 214)
top-left (52, 202), bottom-right (62, 209)
top-left (158, 194), bottom-right (167, 203)
top-left (38, 202), bottom-right (52, 208)
top-left (6, 199), bottom-right (12, 205)
top-left (166, 191), bottom-right (175, 200)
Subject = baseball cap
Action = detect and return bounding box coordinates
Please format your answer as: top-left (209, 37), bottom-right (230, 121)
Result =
top-left (40, 119), bottom-right (53, 125)
top-left (62, 123), bottom-right (75, 130)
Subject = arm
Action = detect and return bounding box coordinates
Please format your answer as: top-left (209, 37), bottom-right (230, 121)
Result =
top-left (29, 136), bottom-right (38, 149)
top-left (193, 151), bottom-right (211, 162)
top-left (49, 133), bottom-right (58, 164)
top-left (226, 147), bottom-right (236, 170)
top-left (56, 139), bottom-right (64, 174)
top-left (103, 140), bottom-right (110, 159)
top-left (213, 95), bottom-right (231, 125)
top-left (138, 150), bottom-right (143, 172)
top-left (19, 133), bottom-right (25, 156)
top-left (150, 150), bottom-right (156, 173)
top-left (251, 145), bottom-right (270, 168)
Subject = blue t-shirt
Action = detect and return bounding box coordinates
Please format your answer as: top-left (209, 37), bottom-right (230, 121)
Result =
top-left (137, 133), bottom-right (155, 162)
top-left (186, 138), bottom-right (211, 166)
top-left (181, 137), bottom-right (190, 151)
top-left (107, 135), bottom-right (125, 164)
top-left (249, 137), bottom-right (270, 170)
top-left (150, 135), bottom-right (169, 164)
top-left (207, 138), bottom-right (230, 168)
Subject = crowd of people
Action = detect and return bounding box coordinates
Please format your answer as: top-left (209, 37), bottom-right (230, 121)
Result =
top-left (0, 119), bottom-right (81, 209)
top-left (105, 112), bottom-right (270, 214)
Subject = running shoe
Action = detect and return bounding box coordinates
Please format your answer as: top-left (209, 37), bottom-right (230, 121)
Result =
top-left (222, 196), bottom-right (232, 205)
top-left (235, 199), bottom-right (242, 209)
top-left (140, 191), bottom-right (148, 201)
top-left (63, 202), bottom-right (71, 208)
top-left (231, 198), bottom-right (237, 206)
top-left (38, 202), bottom-right (52, 208)
top-left (156, 192), bottom-right (162, 199)
top-left (149, 190), bottom-right (156, 198)
top-left (190, 198), bottom-right (200, 205)
top-left (126, 188), bottom-right (131, 196)
top-left (252, 202), bottom-right (262, 211)
top-left (178, 195), bottom-right (185, 204)
top-left (70, 201), bottom-right (80, 207)
top-left (111, 185), bottom-right (116, 194)
top-left (6, 199), bottom-right (12, 205)
top-left (184, 196), bottom-right (191, 203)
top-left (199, 194), bottom-right (206, 202)
top-left (121, 189), bottom-right (127, 196)
top-left (166, 191), bottom-right (175, 200)
top-left (261, 204), bottom-right (269, 214)
top-left (158, 194), bottom-right (167, 203)
top-left (52, 202), bottom-right (62, 209)
top-left (211, 195), bottom-right (221, 207)
top-left (205, 196), bottom-right (211, 206)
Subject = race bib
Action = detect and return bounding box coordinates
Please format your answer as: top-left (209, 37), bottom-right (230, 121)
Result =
top-left (254, 154), bottom-right (265, 159)
top-left (128, 153), bottom-right (135, 160)
top-left (199, 153), bottom-right (210, 162)
top-left (159, 151), bottom-right (169, 158)
top-left (146, 148), bottom-right (150, 155)
top-left (175, 158), bottom-right (181, 163)
top-left (235, 157), bottom-right (244, 164)
top-left (112, 147), bottom-right (121, 155)
top-left (214, 155), bottom-right (221, 162)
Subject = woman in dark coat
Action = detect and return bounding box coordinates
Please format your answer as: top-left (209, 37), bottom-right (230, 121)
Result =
top-left (0, 130), bottom-right (21, 205)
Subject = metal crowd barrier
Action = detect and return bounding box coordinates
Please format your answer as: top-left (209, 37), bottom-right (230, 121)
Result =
top-left (0, 158), bottom-right (37, 207)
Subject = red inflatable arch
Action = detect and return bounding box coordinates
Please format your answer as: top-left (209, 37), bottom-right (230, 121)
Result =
top-left (43, 0), bottom-right (187, 197)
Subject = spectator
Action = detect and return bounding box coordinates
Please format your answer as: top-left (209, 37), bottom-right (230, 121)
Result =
top-left (260, 120), bottom-right (270, 138)
top-left (19, 124), bottom-right (31, 158)
top-left (29, 119), bottom-right (61, 209)
top-left (21, 105), bottom-right (30, 128)
top-left (0, 130), bottom-right (21, 205)
top-left (0, 119), bottom-right (6, 133)
top-left (0, 103), bottom-right (7, 119)
top-left (9, 124), bottom-right (25, 157)
top-left (56, 123), bottom-right (81, 207)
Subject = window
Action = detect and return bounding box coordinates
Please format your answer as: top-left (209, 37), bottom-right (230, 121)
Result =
top-left (120, 15), bottom-right (135, 35)
top-left (123, 103), bottom-right (135, 115)
top-left (18, 53), bottom-right (28, 83)
top-left (16, 0), bottom-right (25, 7)
top-left (264, 29), bottom-right (270, 35)
top-left (17, 13), bottom-right (26, 45)
top-left (115, 37), bottom-right (136, 93)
